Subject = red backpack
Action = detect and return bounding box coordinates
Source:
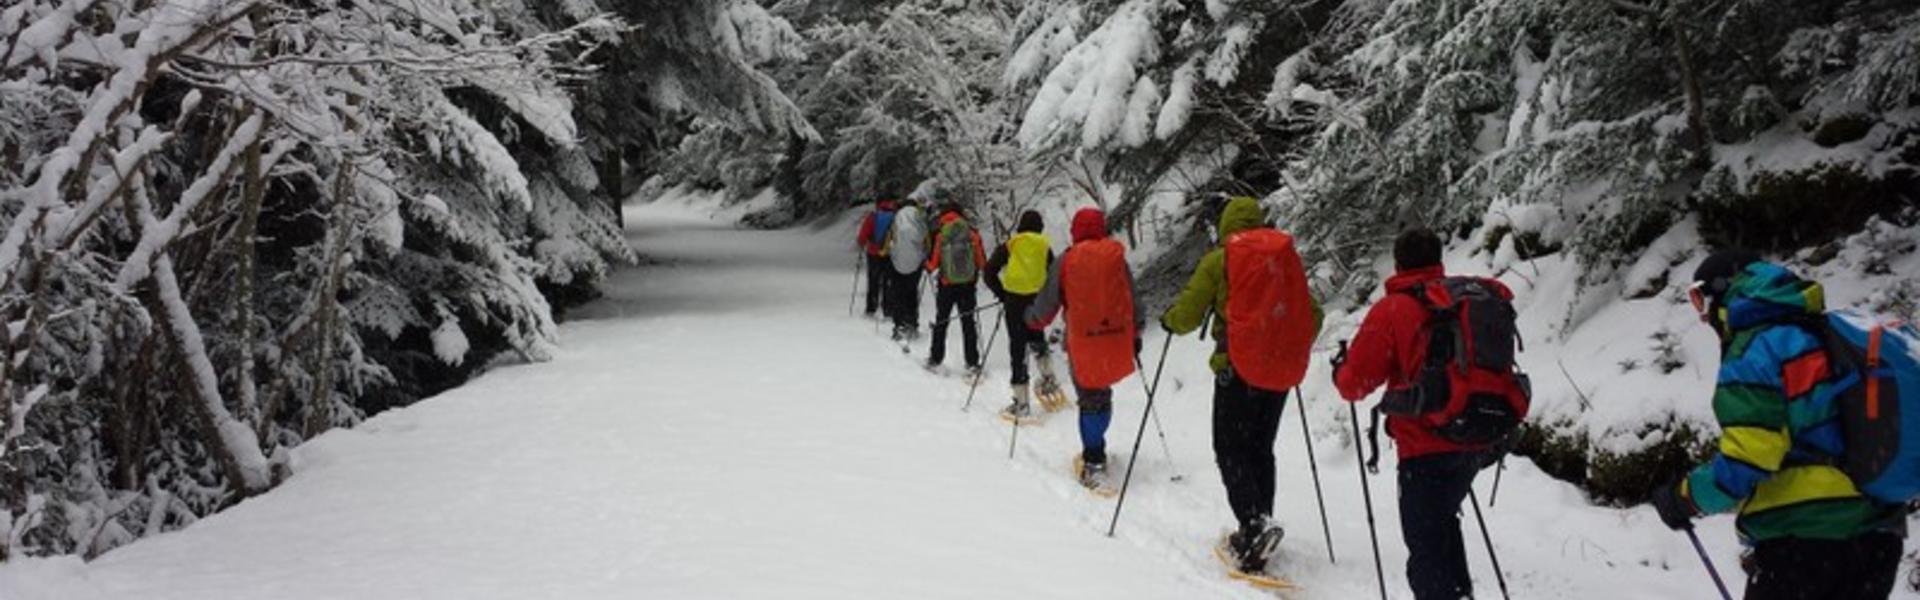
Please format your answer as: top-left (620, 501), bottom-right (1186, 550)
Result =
top-left (1384, 276), bottom-right (1532, 445)
top-left (1060, 238), bottom-right (1138, 389)
top-left (1223, 229), bottom-right (1316, 391)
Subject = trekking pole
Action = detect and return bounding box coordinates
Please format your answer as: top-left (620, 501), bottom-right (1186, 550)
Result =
top-left (1345, 345), bottom-right (1388, 600)
top-left (963, 308), bottom-right (1005, 412)
top-left (931, 300), bottom-right (1006, 330)
top-left (848, 254), bottom-right (862, 316)
top-left (1106, 333), bottom-right (1176, 537)
top-left (1134, 354), bottom-right (1184, 483)
top-left (1685, 528), bottom-right (1736, 600)
top-left (1467, 488), bottom-right (1511, 600)
top-left (1294, 388), bottom-right (1335, 564)
top-left (1489, 454), bottom-right (1507, 508)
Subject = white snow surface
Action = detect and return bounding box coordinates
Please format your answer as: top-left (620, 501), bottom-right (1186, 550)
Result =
top-left (5, 193), bottom-right (1914, 599)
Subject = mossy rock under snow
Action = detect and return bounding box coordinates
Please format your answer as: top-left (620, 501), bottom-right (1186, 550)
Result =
top-left (1514, 419), bottom-right (1714, 507)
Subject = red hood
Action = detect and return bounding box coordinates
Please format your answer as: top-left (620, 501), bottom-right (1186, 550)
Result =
top-left (1383, 265), bottom-right (1445, 294)
top-left (938, 211), bottom-right (962, 226)
top-left (1071, 208), bottom-right (1108, 243)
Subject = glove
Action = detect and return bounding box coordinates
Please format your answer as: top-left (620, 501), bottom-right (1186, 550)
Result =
top-left (1160, 318), bottom-right (1176, 335)
top-left (1134, 336), bottom-right (1144, 356)
top-left (1330, 341), bottom-right (1350, 371)
top-left (1649, 482), bottom-right (1698, 530)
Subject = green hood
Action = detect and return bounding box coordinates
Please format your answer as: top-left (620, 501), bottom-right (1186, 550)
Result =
top-left (1218, 196), bottom-right (1266, 242)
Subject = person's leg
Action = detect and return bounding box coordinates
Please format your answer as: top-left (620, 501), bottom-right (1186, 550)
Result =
top-left (1077, 386), bottom-right (1114, 465)
top-left (1747, 532), bottom-right (1906, 600)
top-left (1248, 385), bottom-right (1288, 524)
top-left (1845, 532), bottom-right (1904, 600)
top-left (864, 256), bottom-right (885, 315)
top-left (1398, 452), bottom-right (1477, 600)
top-left (958, 287), bottom-right (979, 367)
top-left (928, 285), bottom-right (955, 365)
top-left (1212, 372), bottom-right (1263, 530)
top-left (902, 272), bottom-right (922, 337)
top-left (1004, 296), bottom-right (1031, 385)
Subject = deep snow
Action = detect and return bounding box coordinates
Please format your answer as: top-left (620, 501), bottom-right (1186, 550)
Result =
top-left (2, 196), bottom-right (1911, 599)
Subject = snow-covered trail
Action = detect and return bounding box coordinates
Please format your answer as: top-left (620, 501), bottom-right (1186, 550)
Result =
top-left (6, 198), bottom-right (1904, 599)
top-left (0, 202), bottom-right (1252, 599)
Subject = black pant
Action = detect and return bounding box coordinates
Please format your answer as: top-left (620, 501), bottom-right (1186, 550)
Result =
top-left (888, 269), bottom-right (921, 333)
top-left (1746, 533), bottom-right (1902, 600)
top-left (1212, 371), bottom-right (1287, 531)
top-left (929, 284), bottom-right (980, 367)
top-left (863, 255), bottom-right (889, 315)
top-left (1398, 450), bottom-right (1485, 600)
top-left (1002, 294), bottom-right (1048, 384)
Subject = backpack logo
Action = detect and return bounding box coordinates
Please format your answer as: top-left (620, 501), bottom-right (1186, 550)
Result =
top-left (1814, 312), bottom-right (1920, 504)
top-left (1381, 276), bottom-right (1532, 446)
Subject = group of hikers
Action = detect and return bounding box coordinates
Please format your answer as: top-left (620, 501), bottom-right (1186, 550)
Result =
top-left (854, 193), bottom-right (1914, 600)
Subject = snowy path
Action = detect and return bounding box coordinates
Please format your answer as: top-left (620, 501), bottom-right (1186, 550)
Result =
top-left (4, 199), bottom-right (1906, 599)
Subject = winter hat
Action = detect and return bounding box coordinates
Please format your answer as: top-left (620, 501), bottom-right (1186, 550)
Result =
top-left (1691, 249), bottom-right (1763, 300)
top-left (1393, 228), bottom-right (1443, 272)
top-left (1071, 208), bottom-right (1108, 243)
top-left (1017, 210), bottom-right (1044, 233)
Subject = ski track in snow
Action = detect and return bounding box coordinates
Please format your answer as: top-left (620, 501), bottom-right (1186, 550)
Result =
top-left (3, 199), bottom-right (1913, 599)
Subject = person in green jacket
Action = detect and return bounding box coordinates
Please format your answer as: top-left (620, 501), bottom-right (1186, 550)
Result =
top-left (1159, 196), bottom-right (1323, 572)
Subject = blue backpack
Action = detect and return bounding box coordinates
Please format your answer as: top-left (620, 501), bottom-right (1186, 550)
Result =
top-left (871, 210), bottom-right (896, 247)
top-left (1818, 311), bottom-right (1920, 505)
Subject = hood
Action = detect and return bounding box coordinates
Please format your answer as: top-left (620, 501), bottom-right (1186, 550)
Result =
top-left (1017, 210), bottom-right (1044, 234)
top-left (1218, 196), bottom-right (1266, 242)
top-left (877, 199), bottom-right (896, 211)
top-left (1383, 265), bottom-right (1446, 294)
top-left (1071, 208), bottom-right (1108, 243)
top-left (1723, 262), bottom-right (1824, 332)
top-left (938, 211), bottom-right (962, 226)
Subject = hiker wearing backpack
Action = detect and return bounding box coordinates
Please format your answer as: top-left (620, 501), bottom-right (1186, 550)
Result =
top-left (1160, 196), bottom-right (1322, 574)
top-left (1331, 227), bottom-right (1530, 600)
top-left (885, 198), bottom-right (930, 342)
top-left (923, 203), bottom-right (987, 371)
top-left (985, 209), bottom-right (1061, 418)
top-left (1026, 207), bottom-right (1143, 491)
top-left (1648, 250), bottom-right (1909, 600)
top-left (855, 198), bottom-right (897, 318)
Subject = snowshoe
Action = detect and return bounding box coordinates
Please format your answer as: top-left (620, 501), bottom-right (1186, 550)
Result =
top-left (999, 400), bottom-right (1040, 425)
top-left (1072, 455), bottom-right (1118, 498)
top-left (1033, 359), bottom-right (1072, 413)
top-left (1227, 522), bottom-right (1286, 573)
top-left (1212, 534), bottom-right (1298, 592)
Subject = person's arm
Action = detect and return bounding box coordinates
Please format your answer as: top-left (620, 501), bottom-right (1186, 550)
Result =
top-left (1681, 327), bottom-right (1813, 515)
top-left (925, 229), bottom-right (942, 274)
top-left (1159, 250), bottom-right (1222, 335)
top-left (983, 245), bottom-right (1010, 298)
top-left (1024, 257), bottom-right (1066, 331)
top-left (1333, 296), bottom-right (1409, 402)
top-left (857, 214), bottom-right (873, 250)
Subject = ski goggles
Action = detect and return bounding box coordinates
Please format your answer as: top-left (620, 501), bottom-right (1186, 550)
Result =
top-left (1687, 280), bottom-right (1712, 321)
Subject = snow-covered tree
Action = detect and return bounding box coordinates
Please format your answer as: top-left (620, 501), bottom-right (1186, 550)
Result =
top-left (0, 0), bottom-right (812, 559)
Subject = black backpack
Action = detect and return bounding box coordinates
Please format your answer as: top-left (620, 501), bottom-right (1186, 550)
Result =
top-left (1381, 276), bottom-right (1532, 445)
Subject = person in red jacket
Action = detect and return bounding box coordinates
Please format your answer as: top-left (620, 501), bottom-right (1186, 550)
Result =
top-left (854, 198), bottom-right (896, 317)
top-left (924, 203), bottom-right (987, 371)
top-left (1332, 228), bottom-right (1490, 600)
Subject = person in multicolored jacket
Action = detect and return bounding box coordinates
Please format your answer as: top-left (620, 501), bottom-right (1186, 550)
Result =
top-left (1650, 250), bottom-right (1905, 600)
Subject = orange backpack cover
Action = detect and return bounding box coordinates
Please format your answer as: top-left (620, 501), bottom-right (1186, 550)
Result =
top-left (1061, 238), bottom-right (1138, 389)
top-left (1224, 229), bottom-right (1314, 391)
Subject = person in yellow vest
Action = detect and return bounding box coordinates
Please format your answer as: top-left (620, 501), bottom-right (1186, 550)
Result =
top-left (984, 210), bottom-right (1057, 418)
